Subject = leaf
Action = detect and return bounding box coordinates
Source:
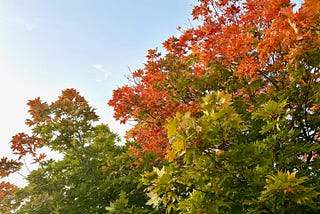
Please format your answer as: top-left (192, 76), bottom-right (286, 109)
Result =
top-left (146, 191), bottom-right (162, 208)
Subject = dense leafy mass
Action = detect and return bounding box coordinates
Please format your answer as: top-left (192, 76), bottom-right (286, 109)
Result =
top-left (1, 89), bottom-right (155, 213)
top-left (1, 0), bottom-right (320, 213)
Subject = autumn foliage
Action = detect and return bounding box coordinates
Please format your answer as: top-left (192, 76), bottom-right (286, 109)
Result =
top-left (1, 0), bottom-right (320, 213)
top-left (0, 181), bottom-right (16, 212)
top-left (109, 0), bottom-right (320, 163)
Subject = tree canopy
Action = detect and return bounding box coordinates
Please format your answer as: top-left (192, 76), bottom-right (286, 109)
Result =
top-left (1, 0), bottom-right (320, 213)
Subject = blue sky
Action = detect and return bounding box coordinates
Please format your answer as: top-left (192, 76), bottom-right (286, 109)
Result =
top-left (0, 0), bottom-right (195, 185)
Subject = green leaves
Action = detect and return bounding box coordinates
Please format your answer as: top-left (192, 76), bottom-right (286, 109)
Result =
top-left (144, 90), bottom-right (320, 213)
top-left (252, 100), bottom-right (288, 134)
top-left (7, 90), bottom-right (154, 213)
top-left (260, 171), bottom-right (319, 212)
top-left (106, 191), bottom-right (129, 213)
top-left (2, 0), bottom-right (320, 212)
top-left (142, 165), bottom-right (179, 211)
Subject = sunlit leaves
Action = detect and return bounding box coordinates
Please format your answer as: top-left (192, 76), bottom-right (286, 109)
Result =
top-left (1, 0), bottom-right (319, 213)
top-left (141, 165), bottom-right (179, 213)
top-left (144, 89), bottom-right (320, 213)
top-left (260, 171), bottom-right (319, 212)
top-left (145, 92), bottom-right (252, 212)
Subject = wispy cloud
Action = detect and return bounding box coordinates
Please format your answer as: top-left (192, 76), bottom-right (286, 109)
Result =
top-left (13, 17), bottom-right (37, 31)
top-left (0, 16), bottom-right (37, 31)
top-left (90, 64), bottom-right (111, 82)
top-left (93, 64), bottom-right (104, 72)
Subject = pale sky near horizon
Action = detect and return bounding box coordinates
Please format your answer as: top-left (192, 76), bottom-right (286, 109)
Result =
top-left (0, 0), bottom-right (196, 186)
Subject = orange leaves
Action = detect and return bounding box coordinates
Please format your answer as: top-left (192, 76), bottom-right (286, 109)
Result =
top-left (33, 153), bottom-right (46, 163)
top-left (147, 49), bottom-right (157, 59)
top-left (26, 88), bottom-right (99, 141)
top-left (10, 133), bottom-right (44, 162)
top-left (52, 88), bottom-right (98, 121)
top-left (2, 88), bottom-right (100, 181)
top-left (128, 125), bottom-right (169, 161)
top-left (57, 88), bottom-right (88, 107)
top-left (192, 3), bottom-right (212, 21)
top-left (237, 56), bottom-right (259, 79)
top-left (0, 182), bottom-right (16, 198)
top-left (109, 81), bottom-right (172, 125)
top-left (1, 158), bottom-right (20, 211)
top-left (109, 49), bottom-right (205, 161)
top-left (0, 158), bottom-right (21, 178)
top-left (132, 69), bottom-right (144, 79)
top-left (174, 0), bottom-right (320, 83)
top-left (109, 0), bottom-right (320, 166)
top-left (108, 85), bottom-right (136, 124)
top-left (25, 89), bottom-right (94, 128)
top-left (163, 36), bottom-right (180, 54)
top-left (25, 98), bottom-right (50, 127)
top-left (0, 181), bottom-right (17, 212)
top-left (299, 0), bottom-right (320, 20)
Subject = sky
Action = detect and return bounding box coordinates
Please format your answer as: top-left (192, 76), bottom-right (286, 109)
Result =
top-left (0, 0), bottom-right (196, 186)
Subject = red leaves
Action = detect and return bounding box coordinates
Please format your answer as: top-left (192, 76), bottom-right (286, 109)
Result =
top-left (10, 133), bottom-right (44, 162)
top-left (109, 53), bottom-right (205, 161)
top-left (0, 182), bottom-right (16, 198)
top-left (109, 0), bottom-right (320, 165)
top-left (51, 88), bottom-right (95, 119)
top-left (171, 0), bottom-right (319, 84)
top-left (0, 158), bottom-right (21, 178)
top-left (25, 97), bottom-right (50, 127)
top-left (108, 85), bottom-right (136, 124)
top-left (128, 125), bottom-right (169, 161)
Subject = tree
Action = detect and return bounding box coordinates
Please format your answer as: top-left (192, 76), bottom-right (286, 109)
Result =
top-left (109, 0), bottom-right (320, 212)
top-left (108, 42), bottom-right (234, 163)
top-left (109, 0), bottom-right (320, 165)
top-left (1, 0), bottom-right (319, 213)
top-left (142, 92), bottom-right (319, 213)
top-left (0, 158), bottom-right (20, 212)
top-left (3, 89), bottom-right (155, 213)
top-left (13, 125), bottom-right (153, 213)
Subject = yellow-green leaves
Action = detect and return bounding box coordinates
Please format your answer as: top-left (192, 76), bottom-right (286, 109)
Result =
top-left (141, 166), bottom-right (178, 213)
top-left (260, 171), bottom-right (319, 210)
top-left (252, 100), bottom-right (288, 134)
top-left (165, 91), bottom-right (245, 163)
top-left (201, 91), bottom-right (232, 116)
top-left (252, 100), bottom-right (287, 120)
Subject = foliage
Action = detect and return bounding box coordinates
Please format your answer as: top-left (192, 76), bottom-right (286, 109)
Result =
top-left (260, 171), bottom-right (319, 213)
top-left (109, 0), bottom-right (320, 164)
top-left (0, 182), bottom-right (17, 213)
top-left (1, 0), bottom-right (320, 213)
top-left (110, 1), bottom-right (320, 212)
top-left (142, 92), bottom-right (319, 213)
top-left (1, 89), bottom-right (154, 213)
